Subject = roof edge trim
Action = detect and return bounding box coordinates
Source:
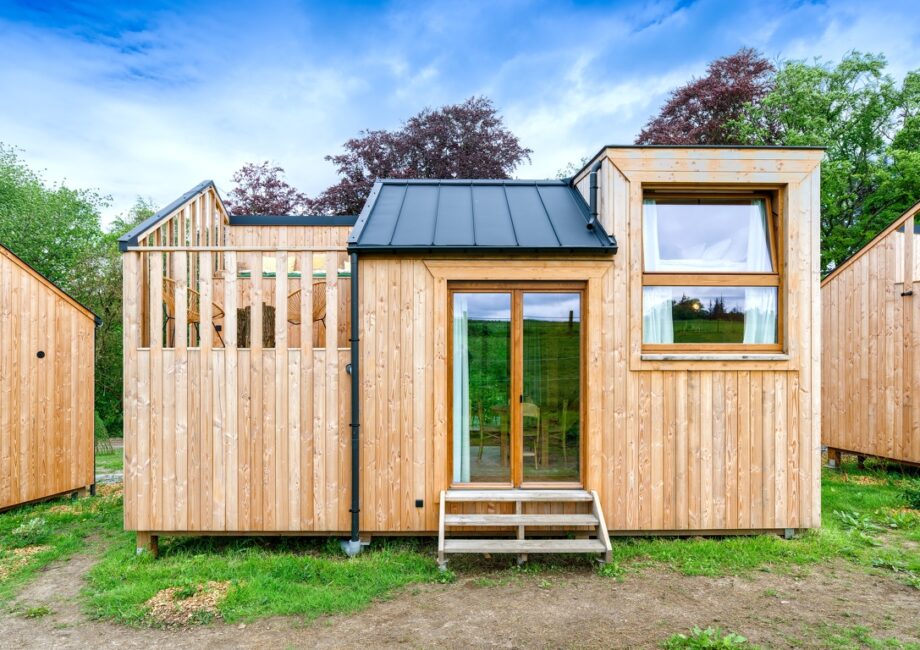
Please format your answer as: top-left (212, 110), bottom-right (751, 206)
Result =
top-left (822, 198), bottom-right (920, 286)
top-left (118, 180), bottom-right (221, 252)
top-left (229, 215), bottom-right (358, 226)
top-left (0, 243), bottom-right (99, 322)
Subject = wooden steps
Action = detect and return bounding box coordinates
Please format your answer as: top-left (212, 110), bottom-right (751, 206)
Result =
top-left (442, 489), bottom-right (595, 502)
top-left (437, 489), bottom-right (612, 569)
top-left (443, 538), bottom-right (607, 554)
top-left (444, 513), bottom-right (599, 527)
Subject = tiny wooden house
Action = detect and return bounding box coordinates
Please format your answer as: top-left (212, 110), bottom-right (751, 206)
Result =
top-left (0, 244), bottom-right (97, 510)
top-left (822, 200), bottom-right (920, 467)
top-left (121, 146), bottom-right (823, 558)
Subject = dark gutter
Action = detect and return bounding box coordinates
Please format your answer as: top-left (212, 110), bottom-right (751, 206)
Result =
top-left (348, 251), bottom-right (361, 544)
top-left (228, 215), bottom-right (358, 227)
top-left (348, 245), bottom-right (616, 255)
top-left (587, 159), bottom-right (603, 231)
top-left (118, 180), bottom-right (218, 252)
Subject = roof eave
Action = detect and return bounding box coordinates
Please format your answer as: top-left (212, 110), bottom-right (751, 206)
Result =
top-left (118, 180), bottom-right (223, 252)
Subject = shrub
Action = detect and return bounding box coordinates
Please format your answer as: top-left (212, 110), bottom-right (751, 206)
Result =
top-left (11, 517), bottom-right (50, 546)
top-left (900, 480), bottom-right (920, 510)
top-left (663, 626), bottom-right (751, 649)
top-left (94, 410), bottom-right (113, 454)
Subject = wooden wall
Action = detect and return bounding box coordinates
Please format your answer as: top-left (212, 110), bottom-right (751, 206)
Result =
top-left (822, 201), bottom-right (920, 465)
top-left (0, 246), bottom-right (95, 510)
top-left (123, 185), bottom-right (355, 532)
top-left (127, 147), bottom-right (822, 535)
top-left (573, 147), bottom-right (822, 531)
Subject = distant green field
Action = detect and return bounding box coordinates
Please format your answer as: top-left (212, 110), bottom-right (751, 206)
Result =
top-left (672, 318), bottom-right (744, 343)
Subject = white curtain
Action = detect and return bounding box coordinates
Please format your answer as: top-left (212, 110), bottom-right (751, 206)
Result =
top-left (644, 198), bottom-right (776, 345)
top-left (743, 200), bottom-right (777, 343)
top-left (452, 297), bottom-right (471, 482)
top-left (643, 200), bottom-right (674, 343)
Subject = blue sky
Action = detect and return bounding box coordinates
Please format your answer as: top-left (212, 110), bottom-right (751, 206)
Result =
top-left (1, 0), bottom-right (919, 222)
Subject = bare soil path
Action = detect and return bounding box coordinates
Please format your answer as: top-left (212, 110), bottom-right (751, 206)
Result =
top-left (1, 555), bottom-right (918, 649)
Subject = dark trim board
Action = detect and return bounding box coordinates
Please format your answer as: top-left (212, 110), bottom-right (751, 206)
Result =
top-left (229, 215), bottom-right (358, 227)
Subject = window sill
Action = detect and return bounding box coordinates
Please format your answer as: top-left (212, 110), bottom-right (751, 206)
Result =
top-left (641, 353), bottom-right (790, 362)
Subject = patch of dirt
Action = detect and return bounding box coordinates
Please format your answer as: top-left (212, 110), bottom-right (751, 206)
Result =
top-left (0, 546), bottom-right (51, 581)
top-left (0, 558), bottom-right (918, 649)
top-left (95, 483), bottom-right (123, 498)
top-left (145, 581), bottom-right (230, 627)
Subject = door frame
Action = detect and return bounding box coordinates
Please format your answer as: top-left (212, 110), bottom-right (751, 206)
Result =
top-left (447, 280), bottom-right (586, 489)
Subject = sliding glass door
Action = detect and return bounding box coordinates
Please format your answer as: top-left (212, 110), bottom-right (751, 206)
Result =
top-left (451, 285), bottom-right (582, 487)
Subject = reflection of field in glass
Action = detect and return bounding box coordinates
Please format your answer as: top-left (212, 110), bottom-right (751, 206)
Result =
top-left (672, 319), bottom-right (745, 343)
top-left (466, 318), bottom-right (580, 482)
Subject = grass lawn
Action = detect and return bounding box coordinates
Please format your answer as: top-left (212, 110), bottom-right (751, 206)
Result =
top-left (672, 318), bottom-right (745, 344)
top-left (94, 449), bottom-right (124, 474)
top-left (0, 457), bottom-right (917, 629)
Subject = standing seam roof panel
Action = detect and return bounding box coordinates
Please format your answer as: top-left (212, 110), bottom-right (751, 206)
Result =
top-left (504, 185), bottom-right (559, 247)
top-left (390, 184), bottom-right (439, 246)
top-left (537, 185), bottom-right (600, 247)
top-left (358, 184), bottom-right (406, 245)
top-left (351, 179), bottom-right (616, 251)
top-left (472, 185), bottom-right (517, 246)
top-left (433, 184), bottom-right (475, 246)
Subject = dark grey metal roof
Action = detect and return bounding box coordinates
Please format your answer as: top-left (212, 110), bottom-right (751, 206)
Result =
top-left (348, 179), bottom-right (616, 253)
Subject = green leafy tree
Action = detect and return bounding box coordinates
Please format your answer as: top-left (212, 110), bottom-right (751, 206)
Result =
top-left (729, 53), bottom-right (920, 271)
top-left (0, 144), bottom-right (108, 288)
top-left (0, 143), bottom-right (151, 434)
top-left (70, 197), bottom-right (155, 433)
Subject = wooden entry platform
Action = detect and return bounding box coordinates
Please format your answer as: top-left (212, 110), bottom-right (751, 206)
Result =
top-left (437, 489), bottom-right (612, 569)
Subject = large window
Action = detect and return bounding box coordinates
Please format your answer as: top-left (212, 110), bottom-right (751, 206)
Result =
top-left (642, 193), bottom-right (781, 351)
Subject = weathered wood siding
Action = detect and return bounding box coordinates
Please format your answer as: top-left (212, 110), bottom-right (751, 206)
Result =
top-left (822, 201), bottom-right (920, 465)
top-left (0, 246), bottom-right (95, 510)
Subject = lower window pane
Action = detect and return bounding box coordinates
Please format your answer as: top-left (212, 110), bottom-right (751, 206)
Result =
top-left (643, 286), bottom-right (777, 345)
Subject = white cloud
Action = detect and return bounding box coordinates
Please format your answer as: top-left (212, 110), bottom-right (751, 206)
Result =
top-left (0, 0), bottom-right (917, 225)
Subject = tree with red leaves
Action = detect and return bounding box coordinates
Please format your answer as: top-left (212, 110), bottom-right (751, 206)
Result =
top-left (223, 161), bottom-right (307, 215)
top-left (635, 48), bottom-right (775, 145)
top-left (307, 96), bottom-right (532, 215)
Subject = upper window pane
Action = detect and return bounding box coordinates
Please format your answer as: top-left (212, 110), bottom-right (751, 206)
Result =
top-left (643, 199), bottom-right (773, 273)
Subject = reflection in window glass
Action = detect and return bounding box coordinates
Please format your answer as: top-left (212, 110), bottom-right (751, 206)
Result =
top-left (452, 293), bottom-right (512, 483)
top-left (643, 200), bottom-right (773, 273)
top-left (643, 286), bottom-right (777, 344)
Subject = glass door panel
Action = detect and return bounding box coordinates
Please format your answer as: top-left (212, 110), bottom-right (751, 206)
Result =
top-left (521, 292), bottom-right (581, 483)
top-left (452, 292), bottom-right (512, 483)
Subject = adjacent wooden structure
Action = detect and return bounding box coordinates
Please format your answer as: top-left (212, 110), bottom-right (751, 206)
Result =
top-left (0, 244), bottom-right (96, 510)
top-left (123, 147), bottom-right (823, 552)
top-left (822, 200), bottom-right (920, 467)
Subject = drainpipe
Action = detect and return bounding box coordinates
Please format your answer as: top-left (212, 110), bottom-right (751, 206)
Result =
top-left (587, 159), bottom-right (603, 230)
top-left (341, 251), bottom-right (363, 557)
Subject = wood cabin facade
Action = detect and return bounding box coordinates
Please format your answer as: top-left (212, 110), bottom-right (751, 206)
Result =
top-left (121, 146), bottom-right (823, 558)
top-left (822, 200), bottom-right (920, 467)
top-left (0, 244), bottom-right (97, 511)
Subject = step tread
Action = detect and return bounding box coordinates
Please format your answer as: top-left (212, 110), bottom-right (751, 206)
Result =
top-left (444, 514), bottom-right (599, 527)
top-left (443, 489), bottom-right (593, 503)
top-left (443, 538), bottom-right (606, 554)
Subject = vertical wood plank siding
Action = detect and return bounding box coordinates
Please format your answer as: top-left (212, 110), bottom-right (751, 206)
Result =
top-left (0, 247), bottom-right (95, 510)
top-left (125, 148), bottom-right (821, 534)
top-left (822, 202), bottom-right (920, 465)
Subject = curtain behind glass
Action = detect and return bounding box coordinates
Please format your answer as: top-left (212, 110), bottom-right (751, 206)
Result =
top-left (643, 200), bottom-right (674, 343)
top-left (452, 296), bottom-right (471, 482)
top-left (743, 201), bottom-right (777, 343)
